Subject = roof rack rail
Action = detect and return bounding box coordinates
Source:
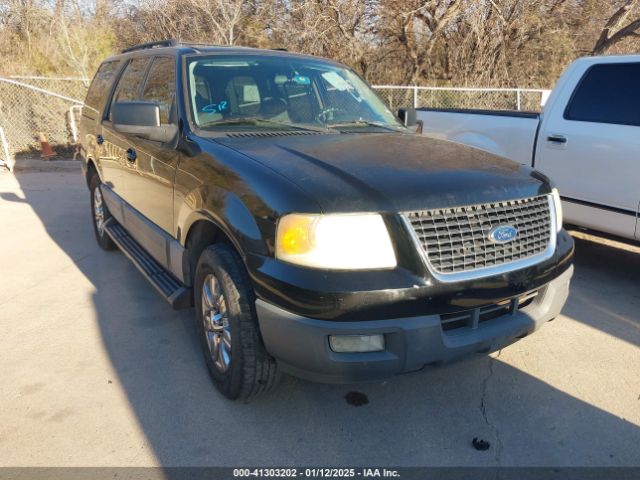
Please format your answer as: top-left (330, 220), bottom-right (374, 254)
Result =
top-left (121, 39), bottom-right (179, 54)
top-left (179, 42), bottom-right (224, 49)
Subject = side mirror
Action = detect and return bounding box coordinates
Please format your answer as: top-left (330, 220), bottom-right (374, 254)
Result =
top-left (397, 107), bottom-right (417, 127)
top-left (112, 101), bottom-right (177, 143)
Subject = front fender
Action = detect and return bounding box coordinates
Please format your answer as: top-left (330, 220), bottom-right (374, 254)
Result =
top-left (177, 184), bottom-right (270, 259)
top-left (173, 137), bottom-right (321, 274)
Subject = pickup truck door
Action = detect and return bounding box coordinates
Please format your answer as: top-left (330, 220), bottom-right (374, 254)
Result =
top-left (535, 62), bottom-right (640, 240)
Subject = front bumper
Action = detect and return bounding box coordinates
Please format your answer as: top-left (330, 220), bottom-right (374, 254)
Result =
top-left (256, 265), bottom-right (573, 383)
top-left (249, 228), bottom-right (575, 322)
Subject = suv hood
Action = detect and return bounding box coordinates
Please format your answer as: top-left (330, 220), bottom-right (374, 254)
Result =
top-left (215, 133), bottom-right (549, 213)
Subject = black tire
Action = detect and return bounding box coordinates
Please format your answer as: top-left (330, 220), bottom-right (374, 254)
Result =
top-left (194, 243), bottom-right (279, 400)
top-left (89, 173), bottom-right (116, 251)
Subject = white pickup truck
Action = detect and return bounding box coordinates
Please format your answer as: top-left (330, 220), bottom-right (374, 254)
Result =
top-left (418, 55), bottom-right (640, 241)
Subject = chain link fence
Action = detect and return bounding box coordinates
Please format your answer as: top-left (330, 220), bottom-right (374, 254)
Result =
top-left (0, 76), bottom-right (88, 170)
top-left (372, 86), bottom-right (551, 112)
top-left (0, 77), bottom-right (550, 171)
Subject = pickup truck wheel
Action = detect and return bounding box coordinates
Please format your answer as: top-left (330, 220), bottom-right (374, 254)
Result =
top-left (89, 174), bottom-right (116, 251)
top-left (194, 244), bottom-right (279, 400)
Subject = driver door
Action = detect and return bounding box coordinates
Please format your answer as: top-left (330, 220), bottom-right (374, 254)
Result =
top-left (126, 56), bottom-right (179, 234)
top-left (99, 57), bottom-right (151, 202)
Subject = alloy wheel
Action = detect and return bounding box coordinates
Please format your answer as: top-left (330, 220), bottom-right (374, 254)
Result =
top-left (93, 186), bottom-right (105, 236)
top-left (201, 274), bottom-right (232, 372)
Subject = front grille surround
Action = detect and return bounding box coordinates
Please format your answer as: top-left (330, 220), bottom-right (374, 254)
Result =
top-left (404, 195), bottom-right (556, 282)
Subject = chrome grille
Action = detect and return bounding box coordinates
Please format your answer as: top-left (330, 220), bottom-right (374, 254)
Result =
top-left (407, 195), bottom-right (552, 275)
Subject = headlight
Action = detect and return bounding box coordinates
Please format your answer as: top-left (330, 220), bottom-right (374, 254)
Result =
top-left (276, 213), bottom-right (397, 270)
top-left (551, 188), bottom-right (563, 232)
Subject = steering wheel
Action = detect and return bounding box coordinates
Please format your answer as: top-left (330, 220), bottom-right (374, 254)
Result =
top-left (316, 107), bottom-right (349, 123)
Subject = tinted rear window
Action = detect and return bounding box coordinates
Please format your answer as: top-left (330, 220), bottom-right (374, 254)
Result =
top-left (565, 63), bottom-right (640, 127)
top-left (85, 61), bottom-right (120, 111)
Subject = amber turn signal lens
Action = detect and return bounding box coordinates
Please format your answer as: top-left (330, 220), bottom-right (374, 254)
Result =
top-left (277, 215), bottom-right (314, 255)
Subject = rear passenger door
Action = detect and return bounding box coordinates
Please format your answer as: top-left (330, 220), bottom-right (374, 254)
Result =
top-left (536, 62), bottom-right (640, 240)
top-left (81, 60), bottom-right (121, 178)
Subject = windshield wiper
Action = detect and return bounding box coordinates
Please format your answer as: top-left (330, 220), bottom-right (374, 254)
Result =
top-left (327, 120), bottom-right (405, 132)
top-left (199, 117), bottom-right (330, 133)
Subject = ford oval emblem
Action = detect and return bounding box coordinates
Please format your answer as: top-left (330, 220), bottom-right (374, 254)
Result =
top-left (489, 225), bottom-right (518, 243)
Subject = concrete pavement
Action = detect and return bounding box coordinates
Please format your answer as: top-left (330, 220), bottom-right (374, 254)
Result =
top-left (0, 169), bottom-right (638, 467)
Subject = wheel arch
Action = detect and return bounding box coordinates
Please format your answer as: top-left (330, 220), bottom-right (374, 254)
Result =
top-left (182, 215), bottom-right (246, 287)
top-left (85, 157), bottom-right (99, 187)
top-left (178, 187), bottom-right (271, 286)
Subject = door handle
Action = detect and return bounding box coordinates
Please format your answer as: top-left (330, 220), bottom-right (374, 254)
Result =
top-left (126, 148), bottom-right (137, 162)
top-left (547, 134), bottom-right (567, 144)
top-left (96, 134), bottom-right (104, 145)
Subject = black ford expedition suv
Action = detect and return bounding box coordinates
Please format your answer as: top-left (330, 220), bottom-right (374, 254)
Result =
top-left (79, 40), bottom-right (574, 400)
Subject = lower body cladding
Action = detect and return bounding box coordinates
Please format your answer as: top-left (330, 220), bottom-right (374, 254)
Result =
top-left (256, 266), bottom-right (573, 383)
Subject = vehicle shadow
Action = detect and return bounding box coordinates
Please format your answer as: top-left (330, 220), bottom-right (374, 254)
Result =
top-left (0, 191), bottom-right (27, 203)
top-left (9, 170), bottom-right (640, 467)
top-left (564, 234), bottom-right (640, 348)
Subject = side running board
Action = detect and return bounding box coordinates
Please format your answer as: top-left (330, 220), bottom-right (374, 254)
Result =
top-left (104, 219), bottom-right (193, 310)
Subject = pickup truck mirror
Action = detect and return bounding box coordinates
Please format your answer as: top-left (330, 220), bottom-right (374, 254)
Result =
top-left (112, 101), bottom-right (177, 143)
top-left (397, 107), bottom-right (417, 127)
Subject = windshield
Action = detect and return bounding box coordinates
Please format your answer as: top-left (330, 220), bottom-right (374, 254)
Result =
top-left (185, 55), bottom-right (405, 132)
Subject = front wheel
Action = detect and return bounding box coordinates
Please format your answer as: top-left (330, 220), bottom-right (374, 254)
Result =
top-left (89, 174), bottom-right (116, 251)
top-left (194, 244), bottom-right (279, 400)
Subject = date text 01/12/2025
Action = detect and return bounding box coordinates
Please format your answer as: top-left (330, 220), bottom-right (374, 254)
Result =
top-left (233, 468), bottom-right (401, 478)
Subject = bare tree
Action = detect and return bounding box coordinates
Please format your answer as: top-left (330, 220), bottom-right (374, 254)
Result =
top-left (183, 0), bottom-right (245, 45)
top-left (1, 0), bottom-right (640, 85)
top-left (593, 0), bottom-right (640, 54)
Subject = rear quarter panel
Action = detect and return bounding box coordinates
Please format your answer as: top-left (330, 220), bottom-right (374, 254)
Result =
top-left (78, 105), bottom-right (100, 175)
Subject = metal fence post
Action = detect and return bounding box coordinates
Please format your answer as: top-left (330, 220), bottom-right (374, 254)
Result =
top-left (516, 89), bottom-right (521, 111)
top-left (413, 86), bottom-right (418, 108)
top-left (0, 126), bottom-right (14, 172)
top-left (68, 105), bottom-right (82, 143)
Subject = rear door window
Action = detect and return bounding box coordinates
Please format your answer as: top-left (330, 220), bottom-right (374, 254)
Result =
top-left (564, 63), bottom-right (640, 127)
top-left (85, 61), bottom-right (120, 111)
top-left (108, 57), bottom-right (151, 120)
top-left (141, 57), bottom-right (176, 125)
